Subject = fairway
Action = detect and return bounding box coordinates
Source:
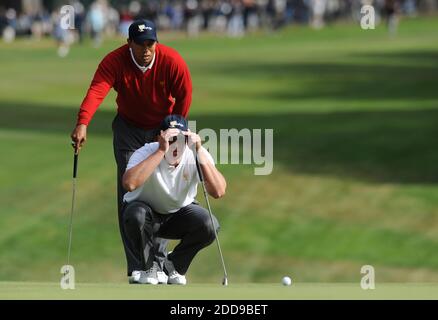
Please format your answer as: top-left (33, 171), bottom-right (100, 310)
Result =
top-left (1, 15), bottom-right (438, 288)
top-left (1, 282), bottom-right (438, 300)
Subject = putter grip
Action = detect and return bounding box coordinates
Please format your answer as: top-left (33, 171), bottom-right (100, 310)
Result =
top-left (195, 154), bottom-right (204, 182)
top-left (73, 153), bottom-right (78, 178)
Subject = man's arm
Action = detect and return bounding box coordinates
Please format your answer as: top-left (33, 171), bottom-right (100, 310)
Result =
top-left (70, 55), bottom-right (117, 152)
top-left (122, 129), bottom-right (180, 191)
top-left (169, 55), bottom-right (192, 117)
top-left (184, 131), bottom-right (226, 199)
top-left (197, 147), bottom-right (227, 199)
top-left (122, 149), bottom-right (165, 192)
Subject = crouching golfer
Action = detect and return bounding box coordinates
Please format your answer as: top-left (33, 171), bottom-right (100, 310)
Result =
top-left (122, 115), bottom-right (226, 285)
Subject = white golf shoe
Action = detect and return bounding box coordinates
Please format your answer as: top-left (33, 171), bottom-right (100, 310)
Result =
top-left (157, 271), bottom-right (168, 284)
top-left (129, 262), bottom-right (159, 285)
top-left (129, 271), bottom-right (143, 284)
top-left (164, 258), bottom-right (187, 285)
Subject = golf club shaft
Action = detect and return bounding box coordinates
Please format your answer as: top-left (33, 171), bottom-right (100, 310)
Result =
top-left (194, 148), bottom-right (229, 282)
top-left (67, 151), bottom-right (78, 266)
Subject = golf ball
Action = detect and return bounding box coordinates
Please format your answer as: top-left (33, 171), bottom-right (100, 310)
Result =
top-left (282, 276), bottom-right (292, 286)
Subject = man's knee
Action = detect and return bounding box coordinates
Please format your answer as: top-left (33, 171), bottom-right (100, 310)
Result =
top-left (123, 202), bottom-right (152, 230)
top-left (198, 212), bottom-right (220, 244)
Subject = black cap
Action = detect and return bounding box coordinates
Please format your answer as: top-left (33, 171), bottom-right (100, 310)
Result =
top-left (128, 19), bottom-right (158, 44)
top-left (159, 115), bottom-right (188, 132)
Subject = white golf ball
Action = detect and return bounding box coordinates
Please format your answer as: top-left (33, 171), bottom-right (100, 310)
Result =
top-left (282, 276), bottom-right (292, 286)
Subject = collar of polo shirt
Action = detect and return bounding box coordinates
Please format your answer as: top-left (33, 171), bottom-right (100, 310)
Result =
top-left (129, 47), bottom-right (156, 73)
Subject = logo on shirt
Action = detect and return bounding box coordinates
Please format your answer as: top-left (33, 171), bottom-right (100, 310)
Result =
top-left (138, 24), bottom-right (153, 32)
top-left (183, 168), bottom-right (189, 182)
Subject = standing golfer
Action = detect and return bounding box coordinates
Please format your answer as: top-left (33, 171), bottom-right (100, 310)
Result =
top-left (70, 19), bottom-right (192, 283)
top-left (122, 115), bottom-right (226, 284)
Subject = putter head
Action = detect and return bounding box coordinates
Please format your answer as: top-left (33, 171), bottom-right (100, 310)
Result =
top-left (222, 277), bottom-right (228, 286)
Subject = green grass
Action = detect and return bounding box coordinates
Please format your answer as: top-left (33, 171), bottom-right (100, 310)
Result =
top-left (1, 282), bottom-right (438, 300)
top-left (1, 16), bottom-right (438, 288)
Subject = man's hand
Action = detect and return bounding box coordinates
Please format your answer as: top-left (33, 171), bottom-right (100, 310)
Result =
top-left (70, 124), bottom-right (87, 153)
top-left (183, 130), bottom-right (202, 151)
top-left (158, 128), bottom-right (180, 153)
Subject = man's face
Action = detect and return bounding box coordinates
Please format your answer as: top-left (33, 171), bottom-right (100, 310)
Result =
top-left (128, 39), bottom-right (156, 66)
top-left (166, 133), bottom-right (187, 165)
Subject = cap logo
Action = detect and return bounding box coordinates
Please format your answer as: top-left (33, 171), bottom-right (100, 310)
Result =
top-left (138, 24), bottom-right (152, 32)
top-left (169, 120), bottom-right (183, 128)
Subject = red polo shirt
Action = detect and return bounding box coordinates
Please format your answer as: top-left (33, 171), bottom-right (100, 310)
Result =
top-left (77, 43), bottom-right (192, 130)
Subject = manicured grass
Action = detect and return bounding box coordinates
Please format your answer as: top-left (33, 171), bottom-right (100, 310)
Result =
top-left (0, 16), bottom-right (438, 286)
top-left (1, 282), bottom-right (438, 300)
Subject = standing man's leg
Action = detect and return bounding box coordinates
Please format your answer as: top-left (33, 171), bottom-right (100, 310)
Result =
top-left (112, 114), bottom-right (168, 276)
top-left (122, 201), bottom-right (155, 269)
top-left (122, 200), bottom-right (159, 285)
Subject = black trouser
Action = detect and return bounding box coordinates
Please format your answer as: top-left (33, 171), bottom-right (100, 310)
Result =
top-left (122, 201), bottom-right (220, 275)
top-left (112, 114), bottom-right (168, 276)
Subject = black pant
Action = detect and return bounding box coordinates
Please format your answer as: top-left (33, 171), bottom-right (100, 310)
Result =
top-left (112, 114), bottom-right (168, 276)
top-left (122, 201), bottom-right (220, 275)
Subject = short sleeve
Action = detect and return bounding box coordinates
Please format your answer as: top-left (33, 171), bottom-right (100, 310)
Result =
top-left (126, 143), bottom-right (159, 171)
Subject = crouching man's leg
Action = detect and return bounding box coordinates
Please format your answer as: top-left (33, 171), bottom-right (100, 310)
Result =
top-left (122, 201), bottom-right (159, 285)
top-left (157, 203), bottom-right (220, 285)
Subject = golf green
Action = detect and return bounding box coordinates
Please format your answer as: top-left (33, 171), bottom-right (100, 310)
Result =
top-left (1, 282), bottom-right (438, 300)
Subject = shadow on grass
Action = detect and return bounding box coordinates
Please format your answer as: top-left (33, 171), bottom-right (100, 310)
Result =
top-left (2, 50), bottom-right (437, 105)
top-left (350, 50), bottom-right (438, 64)
top-left (1, 101), bottom-right (438, 184)
top-left (193, 55), bottom-right (438, 102)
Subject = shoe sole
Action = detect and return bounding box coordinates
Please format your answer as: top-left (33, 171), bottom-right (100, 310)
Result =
top-left (139, 278), bottom-right (159, 285)
top-left (167, 280), bottom-right (187, 285)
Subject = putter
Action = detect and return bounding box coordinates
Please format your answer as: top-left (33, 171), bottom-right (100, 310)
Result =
top-left (194, 146), bottom-right (229, 286)
top-left (67, 142), bottom-right (79, 268)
